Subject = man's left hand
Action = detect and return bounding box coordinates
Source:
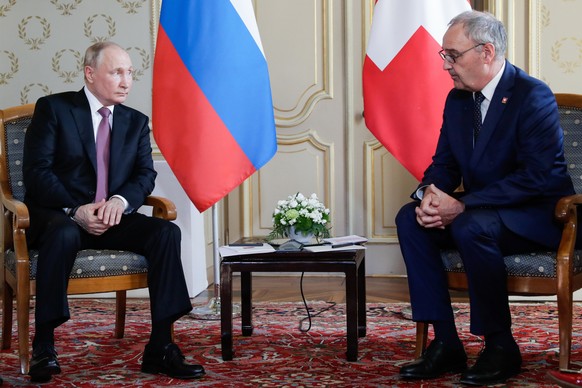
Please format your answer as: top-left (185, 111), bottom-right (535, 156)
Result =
top-left (416, 184), bottom-right (465, 228)
top-left (95, 197), bottom-right (125, 226)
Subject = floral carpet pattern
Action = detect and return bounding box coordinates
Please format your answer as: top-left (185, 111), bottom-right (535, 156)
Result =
top-left (0, 299), bottom-right (580, 387)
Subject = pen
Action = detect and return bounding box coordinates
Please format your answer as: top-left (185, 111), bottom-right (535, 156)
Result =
top-left (228, 243), bottom-right (264, 247)
top-left (332, 242), bottom-right (355, 248)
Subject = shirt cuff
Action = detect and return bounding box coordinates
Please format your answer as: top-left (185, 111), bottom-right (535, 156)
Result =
top-left (110, 194), bottom-right (129, 212)
top-left (414, 185), bottom-right (429, 200)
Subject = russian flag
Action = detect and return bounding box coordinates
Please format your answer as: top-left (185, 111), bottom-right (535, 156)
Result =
top-left (153, 0), bottom-right (277, 212)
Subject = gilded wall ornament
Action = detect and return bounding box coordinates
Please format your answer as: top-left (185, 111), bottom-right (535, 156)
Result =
top-left (0, 0), bottom-right (16, 17)
top-left (0, 50), bottom-right (18, 85)
top-left (540, 5), bottom-right (550, 29)
top-left (551, 37), bottom-right (582, 73)
top-left (50, 0), bottom-right (83, 16)
top-left (51, 49), bottom-right (83, 83)
top-left (126, 46), bottom-right (149, 81)
top-left (18, 16), bottom-right (51, 50)
top-left (117, 0), bottom-right (146, 15)
top-left (20, 83), bottom-right (52, 105)
top-left (84, 14), bottom-right (116, 42)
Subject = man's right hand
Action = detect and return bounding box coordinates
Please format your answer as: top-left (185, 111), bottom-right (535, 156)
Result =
top-left (415, 184), bottom-right (465, 229)
top-left (416, 188), bottom-right (443, 228)
top-left (71, 200), bottom-right (112, 235)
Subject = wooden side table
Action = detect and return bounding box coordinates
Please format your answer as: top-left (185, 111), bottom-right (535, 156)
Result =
top-left (220, 248), bottom-right (366, 361)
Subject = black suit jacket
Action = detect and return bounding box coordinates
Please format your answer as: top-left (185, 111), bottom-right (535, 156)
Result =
top-left (23, 89), bottom-right (157, 211)
top-left (22, 90), bottom-right (192, 327)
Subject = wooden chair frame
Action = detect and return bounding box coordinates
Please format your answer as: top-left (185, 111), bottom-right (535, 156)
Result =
top-left (414, 93), bottom-right (582, 371)
top-left (0, 103), bottom-right (177, 374)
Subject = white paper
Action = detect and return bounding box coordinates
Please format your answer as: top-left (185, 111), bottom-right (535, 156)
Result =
top-left (322, 235), bottom-right (368, 247)
top-left (219, 243), bottom-right (276, 257)
top-left (304, 244), bottom-right (366, 253)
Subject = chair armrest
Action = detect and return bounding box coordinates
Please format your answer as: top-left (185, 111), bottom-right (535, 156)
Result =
top-left (0, 193), bottom-right (31, 290)
top-left (144, 195), bottom-right (177, 221)
top-left (555, 193), bottom-right (582, 223)
top-left (553, 193), bottom-right (582, 279)
top-left (0, 194), bottom-right (30, 230)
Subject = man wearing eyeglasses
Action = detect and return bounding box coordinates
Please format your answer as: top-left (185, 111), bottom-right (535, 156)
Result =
top-left (395, 10), bottom-right (574, 386)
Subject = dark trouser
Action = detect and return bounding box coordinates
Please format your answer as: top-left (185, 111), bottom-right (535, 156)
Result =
top-left (28, 207), bottom-right (192, 329)
top-left (395, 202), bottom-right (548, 336)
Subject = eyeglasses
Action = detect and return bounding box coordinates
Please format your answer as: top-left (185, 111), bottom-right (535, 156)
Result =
top-left (438, 43), bottom-right (485, 64)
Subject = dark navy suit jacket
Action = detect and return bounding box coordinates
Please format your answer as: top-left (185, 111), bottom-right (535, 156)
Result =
top-left (23, 89), bottom-right (157, 212)
top-left (418, 61), bottom-right (574, 248)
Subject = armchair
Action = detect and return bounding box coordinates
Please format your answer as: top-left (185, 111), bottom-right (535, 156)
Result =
top-left (0, 103), bottom-right (177, 374)
top-left (414, 93), bottom-right (582, 370)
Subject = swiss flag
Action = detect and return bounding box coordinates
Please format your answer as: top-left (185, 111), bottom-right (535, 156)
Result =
top-left (363, 0), bottom-right (471, 181)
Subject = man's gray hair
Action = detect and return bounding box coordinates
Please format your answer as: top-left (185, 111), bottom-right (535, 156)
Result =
top-left (449, 10), bottom-right (507, 59)
top-left (84, 41), bottom-right (124, 68)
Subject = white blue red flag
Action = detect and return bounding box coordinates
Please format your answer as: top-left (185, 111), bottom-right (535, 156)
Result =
top-left (153, 0), bottom-right (277, 212)
top-left (363, 0), bottom-right (471, 180)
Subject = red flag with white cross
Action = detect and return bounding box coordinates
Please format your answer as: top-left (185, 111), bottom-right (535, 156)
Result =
top-left (363, 0), bottom-right (471, 180)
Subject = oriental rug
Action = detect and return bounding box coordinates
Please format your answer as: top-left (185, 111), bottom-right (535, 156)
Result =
top-left (0, 299), bottom-right (580, 387)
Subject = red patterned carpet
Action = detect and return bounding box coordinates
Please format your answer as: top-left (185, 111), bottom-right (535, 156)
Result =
top-left (0, 299), bottom-right (579, 387)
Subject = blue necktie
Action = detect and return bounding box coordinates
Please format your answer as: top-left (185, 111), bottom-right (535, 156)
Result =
top-left (473, 91), bottom-right (485, 144)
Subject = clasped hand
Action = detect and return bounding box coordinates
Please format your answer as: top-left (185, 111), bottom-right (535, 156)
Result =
top-left (71, 198), bottom-right (125, 235)
top-left (415, 184), bottom-right (465, 229)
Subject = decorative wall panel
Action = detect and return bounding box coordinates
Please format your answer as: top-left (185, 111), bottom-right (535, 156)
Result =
top-left (0, 0), bottom-right (152, 114)
top-left (254, 131), bottom-right (333, 236)
top-left (534, 0), bottom-right (582, 93)
top-left (364, 139), bottom-right (418, 242)
top-left (255, 0), bottom-right (333, 128)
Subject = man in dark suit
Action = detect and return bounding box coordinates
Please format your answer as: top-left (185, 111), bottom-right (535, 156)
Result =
top-left (395, 11), bottom-right (574, 386)
top-left (23, 41), bottom-right (205, 382)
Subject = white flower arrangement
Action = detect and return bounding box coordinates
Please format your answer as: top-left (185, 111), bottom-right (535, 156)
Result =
top-left (268, 192), bottom-right (331, 241)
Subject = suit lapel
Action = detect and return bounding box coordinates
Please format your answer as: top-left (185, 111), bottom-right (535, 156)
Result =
top-left (470, 62), bottom-right (516, 166)
top-left (460, 96), bottom-right (474, 157)
top-left (71, 91), bottom-right (98, 172)
top-left (70, 91), bottom-right (132, 179)
top-left (448, 92), bottom-right (474, 168)
top-left (110, 106), bottom-right (130, 175)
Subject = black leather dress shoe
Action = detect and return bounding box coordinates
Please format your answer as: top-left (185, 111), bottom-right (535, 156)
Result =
top-left (29, 343), bottom-right (61, 383)
top-left (460, 344), bottom-right (522, 386)
top-left (141, 343), bottom-right (205, 379)
top-left (400, 339), bottom-right (467, 379)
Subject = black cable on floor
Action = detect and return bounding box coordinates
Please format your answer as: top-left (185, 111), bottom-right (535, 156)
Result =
top-left (298, 271), bottom-right (336, 332)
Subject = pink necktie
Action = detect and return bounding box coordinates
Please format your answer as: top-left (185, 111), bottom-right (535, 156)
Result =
top-left (95, 107), bottom-right (111, 202)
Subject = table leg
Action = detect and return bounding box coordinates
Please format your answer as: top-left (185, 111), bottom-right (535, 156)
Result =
top-left (241, 271), bottom-right (253, 336)
top-left (220, 263), bottom-right (233, 361)
top-left (345, 265), bottom-right (358, 361)
top-left (358, 258), bottom-right (367, 337)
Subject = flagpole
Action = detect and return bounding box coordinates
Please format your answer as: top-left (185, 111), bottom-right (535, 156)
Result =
top-left (212, 202), bottom-right (221, 300)
top-left (190, 202), bottom-right (239, 320)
